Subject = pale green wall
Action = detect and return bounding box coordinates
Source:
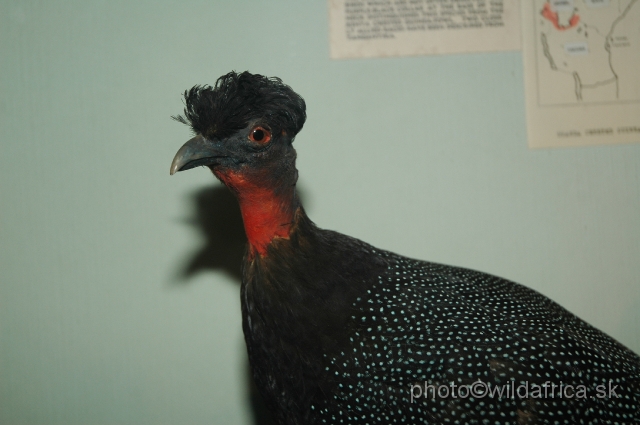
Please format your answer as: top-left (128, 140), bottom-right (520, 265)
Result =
top-left (1, 1), bottom-right (639, 424)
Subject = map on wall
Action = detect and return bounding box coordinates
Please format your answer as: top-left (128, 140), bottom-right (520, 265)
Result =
top-left (536, 0), bottom-right (639, 105)
top-left (523, 0), bottom-right (640, 147)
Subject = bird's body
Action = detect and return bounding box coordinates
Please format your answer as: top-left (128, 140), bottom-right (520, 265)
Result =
top-left (171, 72), bottom-right (640, 424)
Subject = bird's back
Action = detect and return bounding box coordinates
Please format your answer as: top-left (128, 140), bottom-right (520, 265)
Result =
top-left (327, 251), bottom-right (640, 424)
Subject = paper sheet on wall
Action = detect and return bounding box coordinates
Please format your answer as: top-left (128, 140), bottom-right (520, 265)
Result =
top-left (328, 0), bottom-right (521, 59)
top-left (523, 0), bottom-right (640, 148)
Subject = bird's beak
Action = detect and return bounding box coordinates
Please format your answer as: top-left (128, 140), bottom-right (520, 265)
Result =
top-left (170, 135), bottom-right (226, 175)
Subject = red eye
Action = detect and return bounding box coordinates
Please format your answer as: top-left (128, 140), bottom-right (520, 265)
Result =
top-left (249, 126), bottom-right (271, 144)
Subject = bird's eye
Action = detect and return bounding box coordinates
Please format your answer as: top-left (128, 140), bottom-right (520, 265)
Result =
top-left (249, 126), bottom-right (271, 144)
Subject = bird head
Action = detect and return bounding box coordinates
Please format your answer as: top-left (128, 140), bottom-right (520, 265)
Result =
top-left (171, 71), bottom-right (307, 256)
top-left (170, 71), bottom-right (306, 191)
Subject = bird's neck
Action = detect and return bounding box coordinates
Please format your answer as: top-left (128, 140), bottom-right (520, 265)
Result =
top-left (214, 168), bottom-right (298, 257)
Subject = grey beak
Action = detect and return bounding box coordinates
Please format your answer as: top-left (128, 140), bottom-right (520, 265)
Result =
top-left (170, 135), bottom-right (225, 175)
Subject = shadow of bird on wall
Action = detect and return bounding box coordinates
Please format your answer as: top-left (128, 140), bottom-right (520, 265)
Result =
top-left (178, 185), bottom-right (246, 281)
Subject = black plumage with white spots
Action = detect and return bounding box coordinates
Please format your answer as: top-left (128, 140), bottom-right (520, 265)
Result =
top-left (171, 71), bottom-right (640, 425)
top-left (245, 212), bottom-right (640, 424)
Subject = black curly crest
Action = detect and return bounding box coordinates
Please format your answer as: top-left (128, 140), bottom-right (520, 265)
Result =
top-left (173, 71), bottom-right (306, 141)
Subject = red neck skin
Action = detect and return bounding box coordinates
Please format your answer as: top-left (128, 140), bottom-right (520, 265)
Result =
top-left (214, 169), bottom-right (297, 257)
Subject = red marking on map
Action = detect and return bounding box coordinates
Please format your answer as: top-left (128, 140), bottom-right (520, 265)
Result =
top-left (541, 2), bottom-right (580, 31)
